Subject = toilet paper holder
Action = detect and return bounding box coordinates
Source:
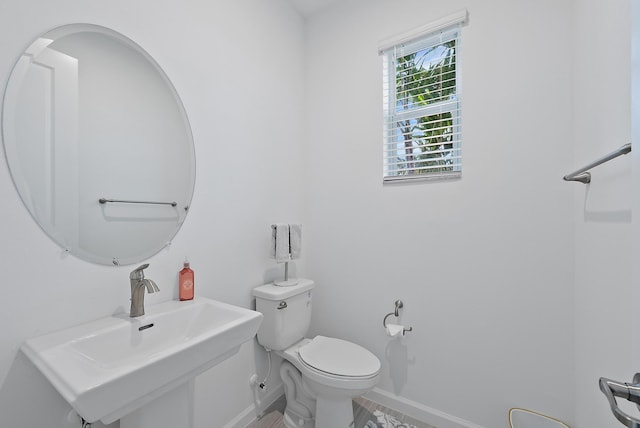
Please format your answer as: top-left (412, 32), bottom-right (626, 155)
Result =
top-left (383, 300), bottom-right (413, 334)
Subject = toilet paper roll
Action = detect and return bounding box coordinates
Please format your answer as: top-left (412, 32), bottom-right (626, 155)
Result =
top-left (385, 323), bottom-right (405, 337)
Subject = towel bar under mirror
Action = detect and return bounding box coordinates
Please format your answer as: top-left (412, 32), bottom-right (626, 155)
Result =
top-left (99, 198), bottom-right (179, 208)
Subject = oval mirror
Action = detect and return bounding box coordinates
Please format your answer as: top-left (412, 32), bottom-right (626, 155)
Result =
top-left (2, 24), bottom-right (195, 266)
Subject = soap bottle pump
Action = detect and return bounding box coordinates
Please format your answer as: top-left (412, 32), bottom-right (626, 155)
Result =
top-left (179, 258), bottom-right (194, 301)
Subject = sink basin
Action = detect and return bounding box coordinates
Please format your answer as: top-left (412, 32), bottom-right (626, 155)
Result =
top-left (21, 297), bottom-right (263, 424)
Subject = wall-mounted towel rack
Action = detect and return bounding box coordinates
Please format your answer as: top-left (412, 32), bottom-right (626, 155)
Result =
top-left (563, 143), bottom-right (631, 184)
top-left (99, 198), bottom-right (178, 207)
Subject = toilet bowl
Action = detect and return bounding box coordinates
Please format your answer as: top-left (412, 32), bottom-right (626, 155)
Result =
top-left (285, 336), bottom-right (380, 428)
top-left (253, 279), bottom-right (381, 428)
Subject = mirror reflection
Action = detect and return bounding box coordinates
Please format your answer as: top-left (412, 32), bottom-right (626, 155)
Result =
top-left (2, 24), bottom-right (195, 265)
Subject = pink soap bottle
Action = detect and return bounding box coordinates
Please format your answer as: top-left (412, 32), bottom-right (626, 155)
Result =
top-left (179, 258), bottom-right (194, 301)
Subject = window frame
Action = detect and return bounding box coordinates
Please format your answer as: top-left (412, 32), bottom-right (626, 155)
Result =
top-left (380, 11), bottom-right (467, 182)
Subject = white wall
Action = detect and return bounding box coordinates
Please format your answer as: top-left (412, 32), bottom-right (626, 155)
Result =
top-left (634, 0), bottom-right (640, 382)
top-left (634, 6), bottom-right (640, 427)
top-left (0, 1), bottom-right (305, 427)
top-left (0, 1), bottom-right (634, 428)
top-left (303, 0), bottom-right (576, 426)
top-left (572, 0), bottom-right (633, 427)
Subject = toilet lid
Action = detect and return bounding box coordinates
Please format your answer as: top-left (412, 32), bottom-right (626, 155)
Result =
top-left (298, 336), bottom-right (380, 377)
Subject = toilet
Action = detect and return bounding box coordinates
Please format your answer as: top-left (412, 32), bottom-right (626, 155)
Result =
top-left (253, 279), bottom-right (380, 428)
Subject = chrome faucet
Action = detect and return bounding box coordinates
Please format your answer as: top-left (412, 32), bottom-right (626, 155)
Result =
top-left (129, 263), bottom-right (159, 317)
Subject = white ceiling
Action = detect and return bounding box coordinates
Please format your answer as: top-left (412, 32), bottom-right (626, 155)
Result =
top-left (287, 0), bottom-right (345, 17)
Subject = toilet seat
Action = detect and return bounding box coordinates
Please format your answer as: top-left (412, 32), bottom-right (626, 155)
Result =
top-left (298, 336), bottom-right (380, 378)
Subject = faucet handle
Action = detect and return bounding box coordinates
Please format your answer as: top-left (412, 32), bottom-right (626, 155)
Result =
top-left (130, 263), bottom-right (150, 279)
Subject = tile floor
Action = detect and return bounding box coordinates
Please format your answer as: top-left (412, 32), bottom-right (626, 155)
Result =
top-left (245, 395), bottom-right (435, 428)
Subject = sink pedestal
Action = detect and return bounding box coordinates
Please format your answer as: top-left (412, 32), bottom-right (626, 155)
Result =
top-left (120, 381), bottom-right (194, 428)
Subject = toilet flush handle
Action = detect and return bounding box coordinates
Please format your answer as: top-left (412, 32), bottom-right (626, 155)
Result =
top-left (277, 301), bottom-right (287, 310)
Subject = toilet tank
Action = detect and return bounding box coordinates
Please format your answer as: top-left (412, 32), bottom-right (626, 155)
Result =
top-left (253, 278), bottom-right (315, 351)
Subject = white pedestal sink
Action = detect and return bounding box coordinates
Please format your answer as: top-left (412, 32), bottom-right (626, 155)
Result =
top-left (21, 297), bottom-right (263, 427)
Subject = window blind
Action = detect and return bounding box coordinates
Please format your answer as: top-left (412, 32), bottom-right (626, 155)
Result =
top-left (381, 16), bottom-right (464, 182)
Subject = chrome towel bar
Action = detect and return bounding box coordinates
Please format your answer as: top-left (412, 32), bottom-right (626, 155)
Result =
top-left (563, 143), bottom-right (631, 184)
top-left (99, 198), bottom-right (178, 207)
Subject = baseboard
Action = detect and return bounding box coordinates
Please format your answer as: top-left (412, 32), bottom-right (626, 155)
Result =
top-left (364, 388), bottom-right (485, 428)
top-left (223, 384), bottom-right (285, 428)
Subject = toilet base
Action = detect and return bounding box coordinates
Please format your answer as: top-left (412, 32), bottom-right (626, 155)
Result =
top-left (281, 360), bottom-right (315, 428)
top-left (283, 411), bottom-right (315, 428)
top-left (315, 394), bottom-right (354, 428)
top-left (301, 372), bottom-right (377, 428)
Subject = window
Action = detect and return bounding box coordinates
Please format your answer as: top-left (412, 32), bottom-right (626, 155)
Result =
top-left (380, 11), bottom-right (466, 181)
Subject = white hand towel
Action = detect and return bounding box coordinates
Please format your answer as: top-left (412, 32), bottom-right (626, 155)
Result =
top-left (289, 224), bottom-right (302, 260)
top-left (271, 223), bottom-right (290, 263)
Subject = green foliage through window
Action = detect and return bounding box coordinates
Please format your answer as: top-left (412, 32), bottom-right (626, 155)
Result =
top-left (383, 28), bottom-right (461, 180)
